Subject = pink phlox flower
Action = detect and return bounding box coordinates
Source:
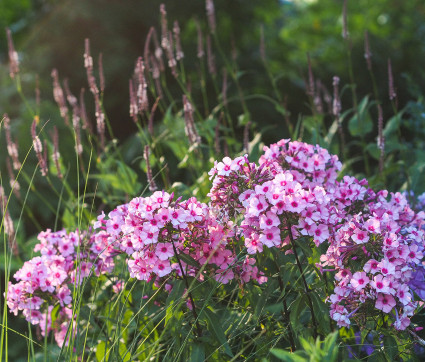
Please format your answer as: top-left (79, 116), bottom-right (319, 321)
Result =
top-left (286, 195), bottom-right (305, 213)
top-left (151, 190), bottom-right (171, 208)
top-left (363, 259), bottom-right (380, 274)
top-left (312, 223), bottom-right (330, 245)
top-left (239, 190), bottom-right (255, 208)
top-left (375, 293), bottom-right (396, 313)
top-left (56, 286), bottom-right (72, 306)
top-left (259, 227), bottom-right (281, 248)
top-left (49, 265), bottom-right (67, 286)
top-left (185, 199), bottom-right (205, 222)
top-left (350, 271), bottom-right (370, 291)
top-left (140, 229), bottom-right (159, 245)
top-left (23, 309), bottom-right (43, 325)
top-left (371, 274), bottom-right (391, 294)
top-left (248, 194), bottom-right (268, 217)
top-left (383, 232), bottom-right (399, 249)
top-left (396, 284), bottom-right (412, 305)
top-left (364, 217), bottom-right (381, 234)
top-left (215, 268), bottom-right (234, 284)
top-left (259, 211), bottom-right (280, 230)
top-left (155, 242), bottom-right (174, 260)
top-left (170, 208), bottom-right (187, 228)
top-left (245, 233), bottom-right (263, 254)
top-left (379, 259), bottom-right (396, 277)
top-left (351, 228), bottom-right (369, 244)
top-left (153, 259), bottom-right (172, 277)
top-left (156, 208), bottom-right (171, 226)
top-left (335, 269), bottom-right (352, 285)
top-left (216, 157), bottom-right (236, 176)
top-left (407, 244), bottom-right (423, 264)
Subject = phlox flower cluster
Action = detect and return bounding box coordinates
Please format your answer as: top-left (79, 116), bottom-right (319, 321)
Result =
top-left (5, 138), bottom-right (425, 346)
top-left (320, 189), bottom-right (425, 330)
top-left (97, 191), bottom-right (267, 286)
top-left (6, 228), bottom-right (115, 345)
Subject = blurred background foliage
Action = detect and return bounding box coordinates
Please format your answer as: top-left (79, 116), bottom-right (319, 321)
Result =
top-left (1, 0), bottom-right (425, 246)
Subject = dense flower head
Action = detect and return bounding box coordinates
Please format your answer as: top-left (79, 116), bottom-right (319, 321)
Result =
top-left (259, 139), bottom-right (342, 189)
top-left (5, 227), bottom-right (115, 345)
top-left (321, 190), bottom-right (425, 330)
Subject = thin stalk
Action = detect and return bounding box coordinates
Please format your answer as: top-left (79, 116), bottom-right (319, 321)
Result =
top-left (286, 218), bottom-right (319, 339)
top-left (276, 270), bottom-right (296, 351)
top-left (170, 239), bottom-right (202, 339)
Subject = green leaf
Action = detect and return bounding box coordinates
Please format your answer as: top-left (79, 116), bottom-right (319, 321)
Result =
top-left (189, 342), bottom-right (206, 362)
top-left (177, 252), bottom-right (201, 269)
top-left (95, 341), bottom-right (111, 361)
top-left (204, 308), bottom-right (234, 357)
top-left (348, 96), bottom-right (373, 136)
top-left (310, 293), bottom-right (331, 335)
top-left (165, 280), bottom-right (185, 326)
top-left (270, 348), bottom-right (307, 362)
top-left (383, 335), bottom-right (398, 360)
top-left (290, 294), bottom-right (306, 335)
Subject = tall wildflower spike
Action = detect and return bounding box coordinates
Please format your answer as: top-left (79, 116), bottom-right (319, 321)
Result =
top-left (260, 25), bottom-right (266, 62)
top-left (135, 57), bottom-right (149, 113)
top-left (3, 114), bottom-right (21, 170)
top-left (79, 88), bottom-right (92, 133)
top-left (31, 119), bottom-right (48, 176)
top-left (6, 28), bottom-right (19, 79)
top-left (144, 145), bottom-right (158, 192)
top-left (332, 76), bottom-right (341, 117)
top-left (206, 35), bottom-right (216, 76)
top-left (166, 32), bottom-right (178, 77)
top-left (183, 95), bottom-right (201, 147)
top-left (98, 53), bottom-right (105, 93)
top-left (51, 69), bottom-right (70, 126)
top-left (144, 27), bottom-right (154, 71)
top-left (151, 28), bottom-right (165, 72)
top-left (206, 0), bottom-right (216, 34)
top-left (377, 104), bottom-right (385, 174)
top-left (6, 158), bottom-right (21, 199)
top-left (173, 21), bottom-right (184, 61)
top-left (333, 76), bottom-right (345, 153)
top-left (129, 79), bottom-right (138, 122)
top-left (0, 186), bottom-right (17, 255)
top-left (160, 4), bottom-right (169, 49)
top-left (388, 58), bottom-right (397, 101)
top-left (52, 126), bottom-right (63, 179)
top-left (314, 79), bottom-right (324, 114)
top-left (364, 31), bottom-right (372, 71)
top-left (94, 95), bottom-right (105, 150)
top-left (149, 55), bottom-right (163, 98)
top-left (196, 20), bottom-right (204, 59)
top-left (84, 39), bottom-right (99, 95)
top-left (342, 0), bottom-right (349, 40)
